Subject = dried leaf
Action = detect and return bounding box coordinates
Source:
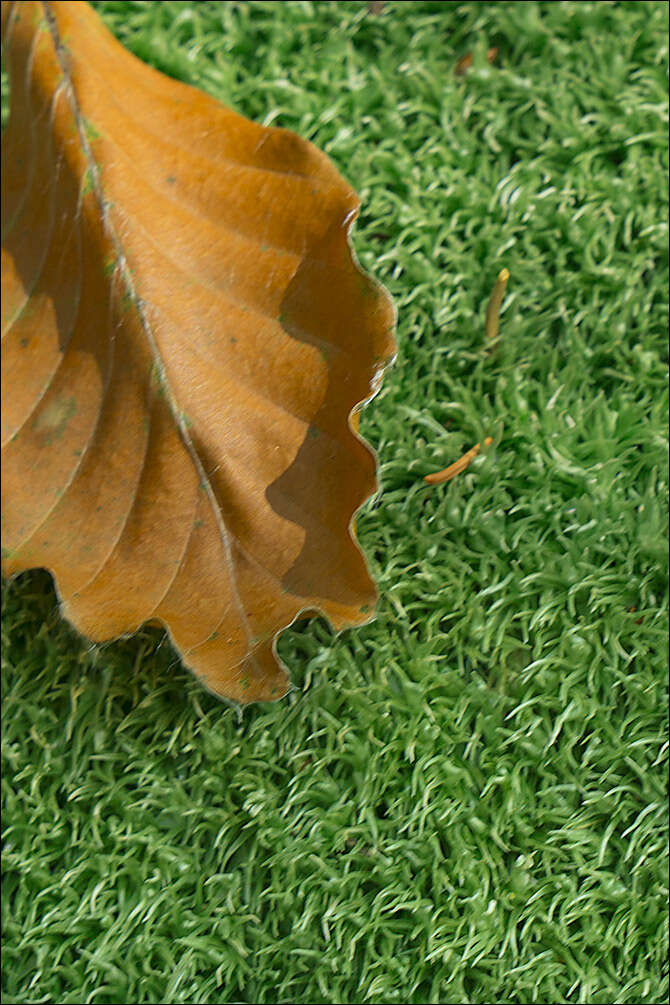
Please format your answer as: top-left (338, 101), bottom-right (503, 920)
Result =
top-left (1, 1), bottom-right (396, 703)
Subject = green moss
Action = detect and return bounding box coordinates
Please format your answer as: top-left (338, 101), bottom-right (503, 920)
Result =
top-left (2, 2), bottom-right (668, 1005)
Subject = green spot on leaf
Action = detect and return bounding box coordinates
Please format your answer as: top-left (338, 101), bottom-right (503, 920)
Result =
top-left (150, 361), bottom-right (163, 389)
top-left (81, 167), bottom-right (95, 196)
top-left (83, 118), bottom-right (101, 142)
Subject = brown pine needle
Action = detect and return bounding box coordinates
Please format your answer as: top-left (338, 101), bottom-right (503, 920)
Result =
top-left (454, 52), bottom-right (474, 76)
top-left (485, 267), bottom-right (509, 341)
top-left (424, 437), bottom-right (494, 485)
top-left (423, 270), bottom-right (504, 486)
top-left (455, 46), bottom-right (498, 76)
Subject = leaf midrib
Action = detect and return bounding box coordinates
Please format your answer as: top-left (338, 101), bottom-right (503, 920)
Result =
top-left (38, 0), bottom-right (260, 667)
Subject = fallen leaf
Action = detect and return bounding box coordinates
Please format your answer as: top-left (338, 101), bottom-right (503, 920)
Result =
top-left (1, 1), bottom-right (396, 703)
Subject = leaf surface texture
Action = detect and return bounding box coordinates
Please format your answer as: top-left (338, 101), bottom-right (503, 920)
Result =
top-left (1, 0), bottom-right (395, 702)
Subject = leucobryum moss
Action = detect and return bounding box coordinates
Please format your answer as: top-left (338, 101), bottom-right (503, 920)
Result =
top-left (2, 2), bottom-right (668, 1003)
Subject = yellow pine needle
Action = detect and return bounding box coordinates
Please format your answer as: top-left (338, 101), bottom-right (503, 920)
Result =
top-left (485, 267), bottom-right (509, 341)
top-left (424, 437), bottom-right (494, 485)
top-left (424, 270), bottom-right (506, 486)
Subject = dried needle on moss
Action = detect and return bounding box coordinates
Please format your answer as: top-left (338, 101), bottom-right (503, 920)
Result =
top-left (424, 437), bottom-right (494, 485)
top-left (485, 267), bottom-right (509, 341)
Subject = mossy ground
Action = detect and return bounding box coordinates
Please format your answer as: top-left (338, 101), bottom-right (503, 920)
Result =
top-left (2, 2), bottom-right (668, 1002)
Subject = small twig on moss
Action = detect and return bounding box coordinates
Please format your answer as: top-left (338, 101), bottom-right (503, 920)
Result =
top-left (424, 437), bottom-right (494, 485)
top-left (424, 268), bottom-right (507, 485)
top-left (485, 267), bottom-right (509, 342)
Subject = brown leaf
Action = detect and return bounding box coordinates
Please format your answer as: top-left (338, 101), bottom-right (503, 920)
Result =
top-left (1, 1), bottom-right (396, 703)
